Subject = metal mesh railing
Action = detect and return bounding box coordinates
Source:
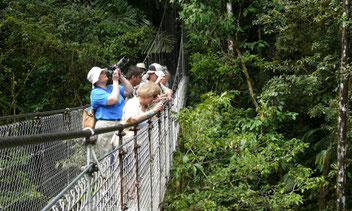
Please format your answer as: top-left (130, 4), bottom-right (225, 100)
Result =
top-left (0, 77), bottom-right (188, 211)
top-left (0, 108), bottom-right (85, 137)
top-left (0, 138), bottom-right (86, 210)
top-left (0, 109), bottom-right (87, 210)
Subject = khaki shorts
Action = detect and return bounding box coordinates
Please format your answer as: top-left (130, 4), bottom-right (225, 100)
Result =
top-left (94, 120), bottom-right (121, 158)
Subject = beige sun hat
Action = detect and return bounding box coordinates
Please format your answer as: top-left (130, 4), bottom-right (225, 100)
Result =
top-left (136, 63), bottom-right (146, 70)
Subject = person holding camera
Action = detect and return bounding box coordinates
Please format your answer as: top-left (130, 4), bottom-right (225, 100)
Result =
top-left (87, 66), bottom-right (133, 157)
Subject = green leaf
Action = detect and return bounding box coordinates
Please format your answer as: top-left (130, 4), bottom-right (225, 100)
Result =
top-left (183, 155), bottom-right (189, 163)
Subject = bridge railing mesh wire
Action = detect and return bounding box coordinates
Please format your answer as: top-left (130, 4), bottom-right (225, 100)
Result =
top-left (0, 76), bottom-right (187, 211)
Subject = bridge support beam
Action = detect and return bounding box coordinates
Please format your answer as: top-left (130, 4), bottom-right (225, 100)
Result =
top-left (158, 113), bottom-right (162, 207)
top-left (118, 129), bottom-right (127, 210)
top-left (133, 124), bottom-right (141, 211)
top-left (87, 144), bottom-right (93, 211)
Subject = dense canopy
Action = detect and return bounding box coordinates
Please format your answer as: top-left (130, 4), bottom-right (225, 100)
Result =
top-left (1, 0), bottom-right (352, 210)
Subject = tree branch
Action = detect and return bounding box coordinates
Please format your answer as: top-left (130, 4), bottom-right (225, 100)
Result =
top-left (236, 48), bottom-right (260, 112)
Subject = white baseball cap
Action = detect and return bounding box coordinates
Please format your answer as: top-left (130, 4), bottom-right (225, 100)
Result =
top-left (87, 67), bottom-right (104, 88)
top-left (147, 63), bottom-right (163, 76)
top-left (148, 63), bottom-right (163, 73)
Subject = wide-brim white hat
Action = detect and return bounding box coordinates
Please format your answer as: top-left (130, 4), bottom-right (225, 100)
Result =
top-left (87, 67), bottom-right (104, 88)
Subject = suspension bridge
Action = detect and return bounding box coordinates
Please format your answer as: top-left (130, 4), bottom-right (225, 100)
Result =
top-left (0, 5), bottom-right (188, 209)
top-left (0, 73), bottom-right (187, 211)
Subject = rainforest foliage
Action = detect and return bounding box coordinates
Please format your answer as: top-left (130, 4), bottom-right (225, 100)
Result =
top-left (0, 0), bottom-right (159, 115)
top-left (1, 0), bottom-right (352, 210)
top-left (164, 0), bottom-right (352, 210)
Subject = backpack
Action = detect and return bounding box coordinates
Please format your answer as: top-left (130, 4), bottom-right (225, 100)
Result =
top-left (82, 106), bottom-right (96, 129)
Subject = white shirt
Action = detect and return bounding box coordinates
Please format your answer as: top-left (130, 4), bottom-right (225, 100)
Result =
top-left (122, 97), bottom-right (148, 135)
top-left (112, 97), bottom-right (147, 148)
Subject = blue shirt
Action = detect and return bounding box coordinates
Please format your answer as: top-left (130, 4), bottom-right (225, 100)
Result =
top-left (90, 85), bottom-right (125, 120)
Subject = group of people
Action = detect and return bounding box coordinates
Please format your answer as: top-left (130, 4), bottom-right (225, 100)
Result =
top-left (86, 62), bottom-right (173, 156)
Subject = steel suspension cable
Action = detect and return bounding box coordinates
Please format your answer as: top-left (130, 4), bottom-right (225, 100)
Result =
top-left (142, 1), bottom-right (168, 64)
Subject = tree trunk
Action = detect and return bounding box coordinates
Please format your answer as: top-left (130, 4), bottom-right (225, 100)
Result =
top-left (319, 154), bottom-right (331, 210)
top-left (337, 0), bottom-right (350, 210)
top-left (226, 2), bottom-right (234, 55)
top-left (258, 26), bottom-right (264, 90)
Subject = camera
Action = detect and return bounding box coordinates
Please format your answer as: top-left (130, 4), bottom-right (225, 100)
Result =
top-left (107, 56), bottom-right (129, 74)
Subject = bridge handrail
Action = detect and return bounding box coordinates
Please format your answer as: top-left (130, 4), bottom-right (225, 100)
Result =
top-left (0, 107), bottom-right (162, 149)
top-left (0, 105), bottom-right (89, 121)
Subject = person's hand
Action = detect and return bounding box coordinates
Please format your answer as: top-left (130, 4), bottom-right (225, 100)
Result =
top-left (115, 68), bottom-right (122, 77)
top-left (112, 68), bottom-right (120, 82)
top-left (152, 102), bottom-right (164, 113)
top-left (152, 96), bottom-right (161, 103)
top-left (155, 71), bottom-right (165, 84)
top-left (158, 94), bottom-right (170, 102)
top-left (155, 76), bottom-right (164, 84)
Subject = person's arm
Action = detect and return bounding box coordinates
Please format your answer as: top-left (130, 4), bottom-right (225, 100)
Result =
top-left (159, 83), bottom-right (173, 101)
top-left (118, 68), bottom-right (133, 97)
top-left (127, 103), bottom-right (164, 123)
top-left (106, 71), bottom-right (120, 105)
top-left (165, 87), bottom-right (173, 101)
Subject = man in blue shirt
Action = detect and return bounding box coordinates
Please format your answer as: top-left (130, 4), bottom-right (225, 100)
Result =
top-left (87, 66), bottom-right (133, 157)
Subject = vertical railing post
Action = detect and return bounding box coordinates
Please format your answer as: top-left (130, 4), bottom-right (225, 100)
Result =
top-left (64, 108), bottom-right (71, 131)
top-left (84, 129), bottom-right (97, 211)
top-left (64, 108), bottom-right (71, 186)
top-left (168, 102), bottom-right (173, 166)
top-left (35, 113), bottom-right (42, 134)
top-left (87, 144), bottom-right (93, 211)
top-left (147, 118), bottom-right (153, 211)
top-left (164, 104), bottom-right (169, 185)
top-left (157, 112), bottom-right (162, 206)
top-left (118, 128), bottom-right (127, 210)
top-left (168, 103), bottom-right (174, 164)
top-left (133, 124), bottom-right (141, 211)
